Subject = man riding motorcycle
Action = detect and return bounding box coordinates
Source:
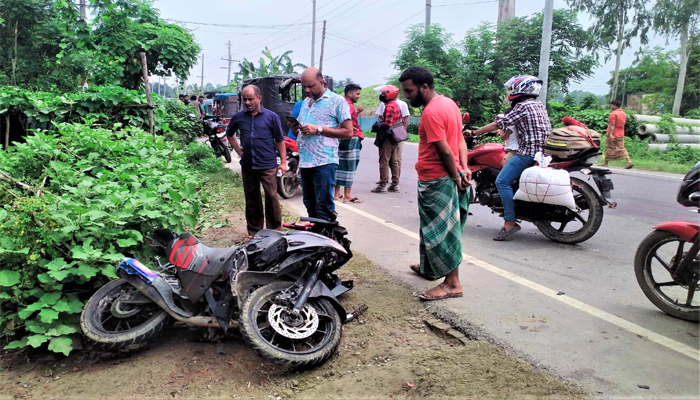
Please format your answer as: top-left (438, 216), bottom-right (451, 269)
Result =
top-left (463, 75), bottom-right (552, 241)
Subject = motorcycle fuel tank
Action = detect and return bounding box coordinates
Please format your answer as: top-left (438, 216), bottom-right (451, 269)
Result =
top-left (469, 143), bottom-right (506, 171)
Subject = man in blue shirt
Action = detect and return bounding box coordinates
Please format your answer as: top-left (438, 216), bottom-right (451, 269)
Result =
top-left (227, 85), bottom-right (287, 238)
top-left (288, 68), bottom-right (353, 220)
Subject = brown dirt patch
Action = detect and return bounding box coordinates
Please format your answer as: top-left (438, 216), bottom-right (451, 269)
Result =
top-left (0, 248), bottom-right (585, 400)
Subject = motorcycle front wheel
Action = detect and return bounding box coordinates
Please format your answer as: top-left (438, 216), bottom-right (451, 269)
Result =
top-left (535, 177), bottom-right (604, 244)
top-left (634, 230), bottom-right (699, 322)
top-left (80, 279), bottom-right (171, 351)
top-left (239, 281), bottom-right (342, 368)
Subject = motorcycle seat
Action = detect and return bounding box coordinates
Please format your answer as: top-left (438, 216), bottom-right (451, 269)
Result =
top-left (589, 166), bottom-right (611, 174)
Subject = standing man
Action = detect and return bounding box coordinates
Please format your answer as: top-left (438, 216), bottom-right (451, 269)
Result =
top-left (226, 85), bottom-right (287, 239)
top-left (399, 66), bottom-right (471, 301)
top-left (372, 85), bottom-right (403, 193)
top-left (603, 100), bottom-right (633, 169)
top-left (377, 93), bottom-right (410, 174)
top-left (288, 68), bottom-right (353, 220)
top-left (189, 95), bottom-right (201, 118)
top-left (334, 83), bottom-right (365, 204)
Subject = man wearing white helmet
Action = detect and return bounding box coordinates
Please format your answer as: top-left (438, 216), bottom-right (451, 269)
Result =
top-left (464, 75), bottom-right (551, 241)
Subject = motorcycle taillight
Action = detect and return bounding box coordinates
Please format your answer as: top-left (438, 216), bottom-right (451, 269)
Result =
top-left (216, 127), bottom-right (224, 133)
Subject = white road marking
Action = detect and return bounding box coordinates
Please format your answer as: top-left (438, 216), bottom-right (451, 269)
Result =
top-left (335, 201), bottom-right (700, 362)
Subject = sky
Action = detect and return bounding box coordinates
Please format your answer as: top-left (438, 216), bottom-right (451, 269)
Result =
top-left (151, 0), bottom-right (678, 95)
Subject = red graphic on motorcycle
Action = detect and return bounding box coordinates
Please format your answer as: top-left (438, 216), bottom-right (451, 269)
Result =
top-left (169, 235), bottom-right (202, 271)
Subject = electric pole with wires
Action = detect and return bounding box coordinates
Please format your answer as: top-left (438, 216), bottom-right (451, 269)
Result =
top-left (537, 0), bottom-right (554, 104)
top-left (498, 0), bottom-right (515, 24)
top-left (79, 0), bottom-right (86, 20)
top-left (311, 0), bottom-right (317, 67)
top-left (319, 20), bottom-right (327, 73)
top-left (425, 0), bottom-right (432, 33)
top-left (221, 41), bottom-right (239, 86)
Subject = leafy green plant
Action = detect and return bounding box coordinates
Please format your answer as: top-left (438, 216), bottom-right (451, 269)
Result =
top-left (161, 100), bottom-right (200, 145)
top-left (0, 123), bottom-right (204, 356)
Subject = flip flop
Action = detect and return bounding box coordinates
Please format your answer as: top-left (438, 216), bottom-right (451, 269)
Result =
top-left (334, 195), bottom-right (343, 200)
top-left (410, 264), bottom-right (438, 281)
top-left (419, 283), bottom-right (463, 301)
top-left (344, 197), bottom-right (363, 204)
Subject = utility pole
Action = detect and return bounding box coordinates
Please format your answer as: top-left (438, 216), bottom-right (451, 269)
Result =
top-left (319, 20), bottom-right (327, 73)
top-left (537, 0), bottom-right (554, 104)
top-left (198, 53), bottom-right (205, 89)
top-left (425, 0), bottom-right (432, 33)
top-left (79, 0), bottom-right (86, 20)
top-left (497, 0), bottom-right (515, 24)
top-left (311, 0), bottom-right (317, 67)
top-left (221, 41), bottom-right (239, 86)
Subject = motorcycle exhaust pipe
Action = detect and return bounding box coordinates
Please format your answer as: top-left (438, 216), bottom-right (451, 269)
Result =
top-left (123, 275), bottom-right (239, 330)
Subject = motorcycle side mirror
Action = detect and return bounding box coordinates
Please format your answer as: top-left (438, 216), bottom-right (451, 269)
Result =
top-left (462, 112), bottom-right (470, 125)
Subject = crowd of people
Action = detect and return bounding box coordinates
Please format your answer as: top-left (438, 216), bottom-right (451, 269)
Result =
top-left (223, 66), bottom-right (632, 301)
top-left (178, 93), bottom-right (215, 118)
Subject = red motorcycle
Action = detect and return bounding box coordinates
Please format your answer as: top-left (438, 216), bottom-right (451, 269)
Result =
top-left (277, 136), bottom-right (301, 199)
top-left (634, 162), bottom-right (699, 321)
top-left (465, 123), bottom-right (616, 244)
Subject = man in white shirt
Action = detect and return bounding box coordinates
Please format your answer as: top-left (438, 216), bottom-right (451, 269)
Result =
top-left (376, 98), bottom-right (410, 182)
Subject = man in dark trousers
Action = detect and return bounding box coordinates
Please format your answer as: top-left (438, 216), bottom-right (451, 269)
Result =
top-left (226, 85), bottom-right (287, 239)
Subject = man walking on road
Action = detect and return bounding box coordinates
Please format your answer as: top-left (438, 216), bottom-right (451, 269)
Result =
top-left (226, 85), bottom-right (287, 238)
top-left (334, 83), bottom-right (365, 204)
top-left (288, 68), bottom-right (353, 220)
top-left (372, 85), bottom-right (404, 194)
top-left (603, 100), bottom-right (633, 169)
top-left (376, 92), bottom-right (410, 187)
top-left (399, 67), bottom-right (471, 301)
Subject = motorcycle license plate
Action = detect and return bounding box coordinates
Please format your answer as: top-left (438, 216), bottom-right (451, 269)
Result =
top-left (601, 178), bottom-right (614, 191)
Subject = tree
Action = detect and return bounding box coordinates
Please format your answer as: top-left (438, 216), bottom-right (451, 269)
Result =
top-left (392, 11), bottom-right (599, 123)
top-left (0, 0), bottom-right (90, 90)
top-left (233, 48), bottom-right (306, 84)
top-left (652, 0), bottom-right (700, 115)
top-left (88, 0), bottom-right (200, 89)
top-left (567, 0), bottom-right (651, 101)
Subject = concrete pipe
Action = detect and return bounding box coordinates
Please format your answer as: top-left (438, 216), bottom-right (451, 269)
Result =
top-left (648, 143), bottom-right (700, 153)
top-left (634, 115), bottom-right (700, 126)
top-left (651, 134), bottom-right (700, 143)
top-left (638, 124), bottom-right (700, 136)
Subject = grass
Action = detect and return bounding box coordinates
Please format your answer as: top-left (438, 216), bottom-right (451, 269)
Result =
top-left (601, 136), bottom-right (699, 174)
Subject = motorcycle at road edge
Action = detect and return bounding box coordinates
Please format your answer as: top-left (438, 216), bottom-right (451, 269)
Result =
top-left (634, 161), bottom-right (700, 322)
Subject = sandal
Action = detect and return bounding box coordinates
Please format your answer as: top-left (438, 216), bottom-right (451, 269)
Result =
top-left (410, 264), bottom-right (438, 281)
top-left (344, 197), bottom-right (363, 204)
top-left (334, 194), bottom-right (343, 200)
top-left (419, 283), bottom-right (463, 301)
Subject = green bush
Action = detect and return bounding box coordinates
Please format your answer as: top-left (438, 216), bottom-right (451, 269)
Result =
top-left (684, 108), bottom-right (700, 119)
top-left (0, 123), bottom-right (204, 356)
top-left (185, 142), bottom-right (224, 172)
top-left (161, 100), bottom-right (201, 145)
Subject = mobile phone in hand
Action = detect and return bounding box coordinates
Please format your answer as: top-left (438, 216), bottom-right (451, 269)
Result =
top-left (285, 116), bottom-right (301, 127)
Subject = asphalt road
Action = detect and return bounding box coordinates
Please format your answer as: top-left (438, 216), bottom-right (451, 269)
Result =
top-left (228, 143), bottom-right (700, 398)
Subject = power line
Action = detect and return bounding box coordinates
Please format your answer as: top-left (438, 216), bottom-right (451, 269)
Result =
top-left (324, 9), bottom-right (425, 62)
top-left (326, 31), bottom-right (395, 53)
top-left (326, 0), bottom-right (405, 30)
top-left (166, 20), bottom-right (313, 29)
top-left (324, 37), bottom-right (394, 57)
top-left (318, 0), bottom-right (366, 23)
top-left (231, 0), bottom-right (339, 57)
top-left (432, 0), bottom-right (498, 8)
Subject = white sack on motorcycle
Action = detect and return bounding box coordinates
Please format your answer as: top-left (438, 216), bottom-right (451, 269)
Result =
top-left (514, 166), bottom-right (577, 210)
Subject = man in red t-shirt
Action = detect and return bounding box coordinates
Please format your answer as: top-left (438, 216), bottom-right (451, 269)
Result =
top-left (399, 66), bottom-right (472, 301)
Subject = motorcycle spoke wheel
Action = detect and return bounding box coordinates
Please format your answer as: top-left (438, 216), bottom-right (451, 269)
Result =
top-left (638, 232), bottom-right (700, 315)
top-left (96, 286), bottom-right (161, 335)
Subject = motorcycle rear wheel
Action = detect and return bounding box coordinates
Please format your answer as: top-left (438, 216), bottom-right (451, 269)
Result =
top-left (239, 281), bottom-right (342, 368)
top-left (277, 158), bottom-right (299, 199)
top-left (634, 230), bottom-right (699, 322)
top-left (535, 177), bottom-right (603, 244)
top-left (220, 142), bottom-right (232, 164)
top-left (80, 279), bottom-right (170, 351)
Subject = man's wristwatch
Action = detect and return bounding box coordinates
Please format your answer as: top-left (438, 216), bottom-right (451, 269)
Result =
top-left (316, 126), bottom-right (324, 135)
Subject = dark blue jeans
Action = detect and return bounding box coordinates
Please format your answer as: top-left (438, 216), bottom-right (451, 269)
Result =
top-left (495, 154), bottom-right (534, 222)
top-left (300, 164), bottom-right (337, 220)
